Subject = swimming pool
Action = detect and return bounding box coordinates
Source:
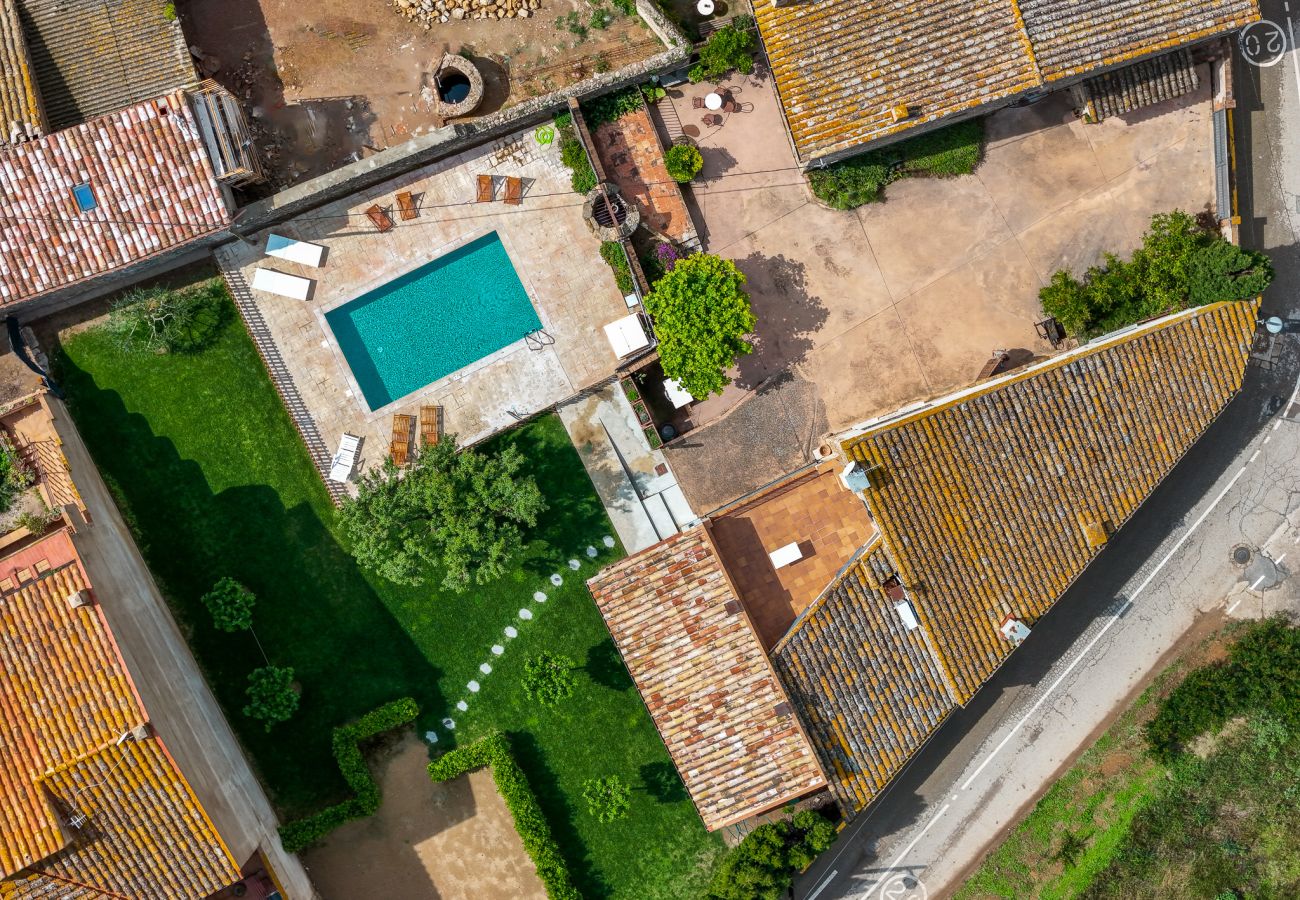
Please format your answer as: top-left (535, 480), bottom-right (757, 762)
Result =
top-left (325, 232), bottom-right (542, 410)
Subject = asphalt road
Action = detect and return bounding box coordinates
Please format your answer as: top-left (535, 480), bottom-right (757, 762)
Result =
top-left (795, 12), bottom-right (1300, 899)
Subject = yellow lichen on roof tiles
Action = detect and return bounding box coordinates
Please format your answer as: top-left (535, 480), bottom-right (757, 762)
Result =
top-left (0, 0), bottom-right (43, 144)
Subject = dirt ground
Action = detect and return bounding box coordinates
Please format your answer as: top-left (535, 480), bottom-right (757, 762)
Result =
top-left (303, 733), bottom-right (546, 900)
top-left (178, 0), bottom-right (661, 188)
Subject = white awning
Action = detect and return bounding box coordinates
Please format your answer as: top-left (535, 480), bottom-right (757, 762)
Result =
top-left (604, 314), bottom-right (650, 358)
top-left (664, 377), bottom-right (694, 409)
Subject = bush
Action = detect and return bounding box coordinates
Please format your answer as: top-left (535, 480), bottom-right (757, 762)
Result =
top-left (808, 119), bottom-right (984, 209)
top-left (641, 83), bottom-right (666, 104)
top-left (1188, 240), bottom-right (1275, 305)
top-left (243, 666), bottom-right (299, 732)
top-left (522, 651), bottom-right (578, 707)
top-left (0, 440), bottom-right (33, 514)
top-left (600, 240), bottom-right (635, 294)
top-left (643, 253), bottom-right (754, 398)
top-left (706, 809), bottom-right (837, 899)
top-left (557, 118), bottom-right (598, 194)
top-left (14, 503), bottom-right (60, 535)
top-left (689, 16), bottom-right (757, 83)
top-left (582, 775), bottom-right (631, 822)
top-left (664, 144), bottom-right (704, 183)
top-left (429, 732), bottom-right (581, 900)
top-left (104, 281), bottom-right (228, 354)
top-left (201, 576), bottom-right (255, 632)
top-left (278, 698), bottom-right (420, 851)
top-left (582, 86), bottom-right (642, 127)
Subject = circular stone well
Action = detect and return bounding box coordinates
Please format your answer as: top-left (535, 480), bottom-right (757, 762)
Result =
top-left (433, 53), bottom-right (484, 118)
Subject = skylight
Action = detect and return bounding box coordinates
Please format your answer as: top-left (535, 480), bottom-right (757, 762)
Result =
top-left (71, 183), bottom-right (97, 212)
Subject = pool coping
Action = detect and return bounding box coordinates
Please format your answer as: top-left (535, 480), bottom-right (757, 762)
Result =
top-left (310, 225), bottom-right (561, 420)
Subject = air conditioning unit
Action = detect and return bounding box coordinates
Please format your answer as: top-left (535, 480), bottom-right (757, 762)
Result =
top-left (840, 461), bottom-right (878, 493)
top-left (894, 599), bottom-right (920, 631)
top-left (66, 590), bottom-right (91, 609)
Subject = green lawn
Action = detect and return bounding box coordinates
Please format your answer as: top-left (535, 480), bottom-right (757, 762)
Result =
top-left (56, 290), bottom-right (722, 898)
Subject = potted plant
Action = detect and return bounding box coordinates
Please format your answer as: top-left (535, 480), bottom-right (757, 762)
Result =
top-left (623, 378), bottom-right (640, 403)
top-left (633, 401), bottom-right (652, 427)
top-left (645, 426), bottom-right (663, 450)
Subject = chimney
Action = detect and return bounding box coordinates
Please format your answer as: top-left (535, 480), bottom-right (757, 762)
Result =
top-left (130, 723), bottom-right (152, 742)
top-left (889, 102), bottom-right (910, 123)
top-left (66, 590), bottom-right (91, 609)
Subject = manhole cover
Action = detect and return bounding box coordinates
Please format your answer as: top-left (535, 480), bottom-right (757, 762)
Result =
top-left (1232, 544), bottom-right (1252, 566)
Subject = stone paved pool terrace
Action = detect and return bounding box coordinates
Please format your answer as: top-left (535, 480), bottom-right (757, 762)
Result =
top-left (217, 125), bottom-right (631, 482)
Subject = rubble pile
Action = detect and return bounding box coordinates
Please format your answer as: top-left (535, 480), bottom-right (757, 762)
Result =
top-left (392, 0), bottom-right (541, 24)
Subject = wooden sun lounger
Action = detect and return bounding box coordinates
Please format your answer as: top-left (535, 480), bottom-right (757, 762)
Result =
top-left (390, 414), bottom-right (415, 466)
top-left (396, 191), bottom-right (418, 221)
top-left (366, 204), bottom-right (395, 232)
top-left (503, 176), bottom-right (523, 206)
top-left (476, 174), bottom-right (494, 203)
top-left (419, 405), bottom-right (442, 446)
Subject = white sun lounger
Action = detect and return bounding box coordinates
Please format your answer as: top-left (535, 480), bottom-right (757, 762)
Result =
top-left (252, 267), bottom-right (313, 300)
top-left (266, 233), bottom-right (327, 267)
top-left (329, 433), bottom-right (361, 483)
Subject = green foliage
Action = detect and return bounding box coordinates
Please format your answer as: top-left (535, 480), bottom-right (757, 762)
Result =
top-left (104, 281), bottom-right (228, 354)
top-left (162, 1), bottom-right (176, 21)
top-left (522, 651), bottom-right (578, 706)
top-left (558, 120), bottom-right (597, 194)
top-left (582, 775), bottom-right (632, 823)
top-left (641, 83), bottom-right (667, 104)
top-left (555, 10), bottom-right (588, 39)
top-left (278, 698), bottom-right (420, 851)
top-left (13, 502), bottom-right (60, 535)
top-left (600, 240), bottom-right (635, 294)
top-left (1040, 211), bottom-right (1275, 338)
top-left (1054, 829), bottom-right (1092, 869)
top-left (582, 86), bottom-right (643, 126)
top-left (689, 16), bottom-right (757, 83)
top-left (341, 437), bottom-right (546, 592)
top-left (706, 810), bottom-right (837, 899)
top-left (0, 440), bottom-right (33, 514)
top-left (612, 0), bottom-right (636, 12)
top-left (201, 576), bottom-right (255, 632)
top-left (808, 119), bottom-right (984, 209)
top-left (664, 144), bottom-right (704, 183)
top-left (243, 666), bottom-right (299, 731)
top-left (643, 253), bottom-right (754, 398)
top-left (430, 732), bottom-right (582, 900)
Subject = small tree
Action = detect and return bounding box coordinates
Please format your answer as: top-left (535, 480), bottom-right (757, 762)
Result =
top-left (582, 775), bottom-right (631, 823)
top-left (706, 811), bottom-right (837, 900)
top-left (689, 16), bottom-right (757, 83)
top-left (243, 666), bottom-right (299, 731)
top-left (664, 144), bottom-right (704, 183)
top-left (522, 651), bottom-right (578, 707)
top-left (202, 577), bottom-right (256, 632)
top-left (1188, 240), bottom-right (1275, 304)
top-left (105, 282), bottom-right (226, 354)
top-left (340, 437), bottom-right (546, 591)
top-left (643, 253), bottom-right (755, 399)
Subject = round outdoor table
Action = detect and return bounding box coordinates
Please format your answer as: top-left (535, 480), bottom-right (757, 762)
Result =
top-left (697, 0), bottom-right (715, 14)
top-left (704, 92), bottom-right (723, 111)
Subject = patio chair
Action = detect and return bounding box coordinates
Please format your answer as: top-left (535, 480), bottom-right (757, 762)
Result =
top-left (251, 267), bottom-right (313, 300)
top-left (366, 204), bottom-right (395, 232)
top-left (419, 405), bottom-right (443, 446)
top-left (503, 176), bottom-right (523, 206)
top-left (265, 233), bottom-right (326, 267)
top-left (477, 174), bottom-right (495, 203)
top-left (702, 113), bottom-right (723, 128)
top-left (692, 96), bottom-right (705, 109)
top-left (390, 414), bottom-right (415, 466)
top-left (396, 191), bottom-right (418, 221)
top-left (329, 433), bottom-right (361, 483)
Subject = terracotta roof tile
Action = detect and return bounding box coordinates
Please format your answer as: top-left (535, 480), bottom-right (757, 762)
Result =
top-left (0, 91), bottom-right (229, 305)
top-left (587, 526), bottom-right (827, 830)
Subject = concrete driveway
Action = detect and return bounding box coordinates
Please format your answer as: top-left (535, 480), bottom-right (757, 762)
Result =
top-left (656, 67), bottom-right (1218, 512)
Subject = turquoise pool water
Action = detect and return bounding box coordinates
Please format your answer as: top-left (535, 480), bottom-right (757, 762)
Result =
top-left (325, 232), bottom-right (541, 410)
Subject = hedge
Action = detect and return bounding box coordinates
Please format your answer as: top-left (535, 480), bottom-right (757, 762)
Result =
top-left (428, 732), bottom-right (581, 900)
top-left (278, 697), bottom-right (420, 852)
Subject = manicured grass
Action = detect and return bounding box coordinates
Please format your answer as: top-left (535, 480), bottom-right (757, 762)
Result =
top-left (56, 289), bottom-right (722, 898)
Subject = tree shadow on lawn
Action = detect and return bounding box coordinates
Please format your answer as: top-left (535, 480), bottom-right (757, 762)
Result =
top-left (585, 639), bottom-right (634, 692)
top-left (639, 761), bottom-right (688, 804)
top-left (55, 351), bottom-right (452, 820)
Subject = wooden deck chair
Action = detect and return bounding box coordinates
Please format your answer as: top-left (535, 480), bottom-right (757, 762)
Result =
top-left (366, 204), bottom-right (395, 232)
top-left (390, 414), bottom-right (415, 466)
top-left (396, 191), bottom-right (418, 221)
top-left (476, 175), bottom-right (495, 203)
top-left (419, 405), bottom-right (443, 446)
top-left (503, 176), bottom-right (523, 206)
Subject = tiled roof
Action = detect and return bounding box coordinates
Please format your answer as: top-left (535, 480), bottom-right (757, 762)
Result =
top-left (0, 91), bottom-right (230, 305)
top-left (771, 545), bottom-right (956, 813)
top-left (1020, 0), bottom-right (1258, 81)
top-left (0, 530), bottom-right (239, 896)
top-left (755, 0), bottom-right (1258, 161)
top-left (839, 301), bottom-right (1256, 704)
top-left (1072, 49), bottom-right (1200, 122)
top-left (17, 0), bottom-right (195, 130)
top-left (587, 526), bottom-right (827, 830)
top-left (0, 0), bottom-right (42, 144)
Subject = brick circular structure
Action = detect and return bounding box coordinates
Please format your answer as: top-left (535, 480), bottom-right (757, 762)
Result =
top-left (583, 183), bottom-right (639, 241)
top-left (433, 53), bottom-right (484, 118)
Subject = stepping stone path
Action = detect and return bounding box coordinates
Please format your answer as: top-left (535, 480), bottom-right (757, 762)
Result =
top-left (457, 700), bottom-right (468, 712)
top-left (550, 573), bottom-right (563, 586)
top-left (467, 680), bottom-right (480, 692)
top-left (426, 730), bottom-right (439, 743)
top-left (442, 717), bottom-right (456, 730)
top-left (568, 559), bottom-right (581, 570)
top-left (491, 644), bottom-right (504, 655)
top-left (480, 663), bottom-right (492, 674)
top-left (533, 591), bottom-right (547, 602)
top-left (519, 608), bottom-right (533, 620)
top-left (603, 535), bottom-right (615, 548)
top-left (587, 546), bottom-right (598, 557)
top-left (504, 625), bottom-right (518, 638)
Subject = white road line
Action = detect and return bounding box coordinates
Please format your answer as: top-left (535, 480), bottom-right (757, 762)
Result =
top-left (1288, 12), bottom-right (1300, 101)
top-left (1276, 552), bottom-right (1287, 565)
top-left (959, 462), bottom-right (1251, 793)
top-left (1250, 450), bottom-right (1262, 464)
top-left (864, 804), bottom-right (952, 900)
top-left (1274, 419), bottom-right (1283, 431)
top-left (806, 870), bottom-right (839, 900)
top-left (1265, 436), bottom-right (1272, 445)
top-left (1251, 574), bottom-right (1267, 590)
top-left (1228, 597), bottom-right (1244, 614)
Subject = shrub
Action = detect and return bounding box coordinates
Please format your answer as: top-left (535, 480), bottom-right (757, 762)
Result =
top-left (582, 775), bottom-right (631, 822)
top-left (1188, 240), bottom-right (1275, 305)
top-left (104, 281), bottom-right (228, 354)
top-left (582, 86), bottom-right (642, 126)
top-left (429, 732), bottom-right (581, 900)
top-left (641, 83), bottom-right (666, 104)
top-left (0, 440), bottom-right (33, 514)
top-left (522, 651), bottom-right (578, 707)
top-left (557, 120), bottom-right (598, 194)
top-left (243, 666), bottom-right (299, 732)
top-left (643, 253), bottom-right (754, 398)
top-left (664, 144), bottom-right (704, 183)
top-left (689, 16), bottom-right (757, 83)
top-left (201, 576), bottom-right (255, 632)
top-left (600, 240), bottom-right (635, 294)
top-left (278, 698), bottom-right (420, 851)
top-left (706, 810), bottom-right (837, 899)
top-left (14, 503), bottom-right (60, 535)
